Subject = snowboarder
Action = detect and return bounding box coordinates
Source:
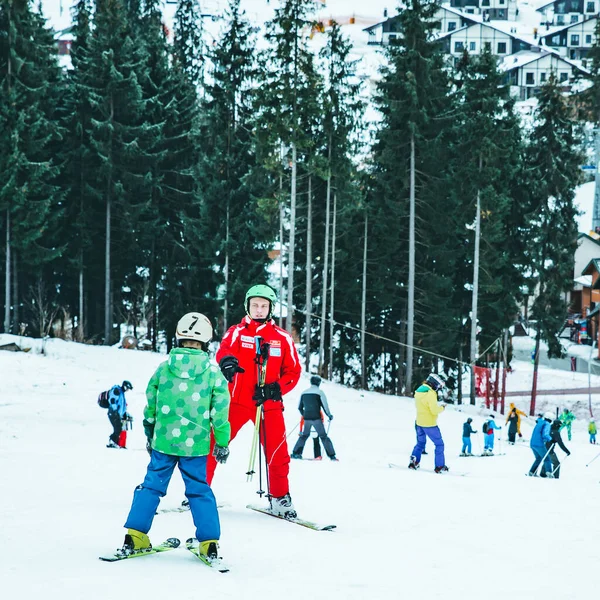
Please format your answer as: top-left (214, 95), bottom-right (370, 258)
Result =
top-left (119, 312), bottom-right (231, 562)
top-left (209, 284), bottom-right (302, 518)
top-left (408, 373), bottom-right (448, 473)
top-left (506, 402), bottom-right (526, 443)
top-left (559, 408), bottom-right (576, 441)
top-left (482, 414), bottom-right (502, 455)
top-left (461, 418), bottom-right (477, 456)
top-left (103, 380), bottom-right (133, 449)
top-left (291, 375), bottom-right (337, 461)
top-left (528, 412), bottom-right (553, 477)
top-left (546, 418), bottom-right (570, 479)
top-left (589, 418), bottom-right (597, 444)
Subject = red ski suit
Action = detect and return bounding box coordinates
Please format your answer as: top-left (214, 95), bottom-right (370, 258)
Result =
top-left (208, 316), bottom-right (302, 497)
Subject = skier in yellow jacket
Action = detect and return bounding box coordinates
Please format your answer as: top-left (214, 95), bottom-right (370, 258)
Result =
top-left (408, 374), bottom-right (448, 473)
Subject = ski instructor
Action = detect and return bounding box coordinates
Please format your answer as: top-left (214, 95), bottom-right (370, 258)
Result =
top-left (207, 284), bottom-right (302, 518)
top-left (408, 373), bottom-right (449, 473)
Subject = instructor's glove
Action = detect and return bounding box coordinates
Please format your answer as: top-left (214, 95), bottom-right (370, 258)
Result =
top-left (328, 414), bottom-right (334, 421)
top-left (253, 382), bottom-right (282, 405)
top-left (213, 445), bottom-right (230, 464)
top-left (143, 419), bottom-right (155, 440)
top-left (145, 440), bottom-right (153, 457)
top-left (218, 355), bottom-right (245, 383)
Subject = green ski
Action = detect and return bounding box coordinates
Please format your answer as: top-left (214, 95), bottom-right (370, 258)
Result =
top-left (185, 538), bottom-right (230, 573)
top-left (99, 537), bottom-right (180, 562)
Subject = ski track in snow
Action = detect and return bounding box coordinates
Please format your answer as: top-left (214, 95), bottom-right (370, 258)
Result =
top-left (1, 334), bottom-right (600, 599)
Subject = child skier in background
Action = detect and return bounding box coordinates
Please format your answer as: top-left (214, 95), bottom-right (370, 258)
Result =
top-left (119, 312), bottom-right (231, 564)
top-left (559, 408), bottom-right (576, 441)
top-left (589, 419), bottom-right (597, 444)
top-left (460, 418), bottom-right (477, 456)
top-left (547, 418), bottom-right (570, 479)
top-left (482, 415), bottom-right (501, 455)
top-left (103, 380), bottom-right (133, 449)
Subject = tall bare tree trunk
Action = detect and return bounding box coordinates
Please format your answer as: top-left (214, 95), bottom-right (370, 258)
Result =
top-left (223, 201), bottom-right (230, 333)
top-left (279, 173), bottom-right (284, 328)
top-left (319, 142), bottom-right (332, 374)
top-left (328, 194), bottom-right (337, 381)
top-left (305, 176), bottom-right (312, 372)
top-left (361, 212), bottom-right (368, 390)
top-left (104, 194), bottom-right (111, 344)
top-left (12, 250), bottom-right (18, 330)
top-left (287, 143), bottom-right (297, 335)
top-left (530, 327), bottom-right (542, 416)
top-left (406, 134), bottom-right (416, 392)
top-left (470, 176), bottom-right (482, 404)
top-left (78, 257), bottom-right (84, 341)
top-left (4, 210), bottom-right (11, 333)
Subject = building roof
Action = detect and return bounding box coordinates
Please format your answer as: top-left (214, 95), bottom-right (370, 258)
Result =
top-left (582, 258), bottom-right (600, 276)
top-left (539, 14), bottom-right (599, 38)
top-left (498, 48), bottom-right (589, 74)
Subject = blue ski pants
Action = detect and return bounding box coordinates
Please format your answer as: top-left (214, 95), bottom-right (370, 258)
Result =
top-left (529, 445), bottom-right (552, 477)
top-left (484, 433), bottom-right (495, 450)
top-left (461, 437), bottom-right (472, 454)
top-left (412, 425), bottom-right (445, 468)
top-left (124, 450), bottom-right (220, 542)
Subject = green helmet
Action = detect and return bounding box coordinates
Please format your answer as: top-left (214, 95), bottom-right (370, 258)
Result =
top-left (245, 284), bottom-right (277, 319)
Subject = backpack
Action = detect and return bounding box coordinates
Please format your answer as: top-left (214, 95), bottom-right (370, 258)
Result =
top-left (97, 390), bottom-right (110, 409)
top-left (482, 421), bottom-right (489, 434)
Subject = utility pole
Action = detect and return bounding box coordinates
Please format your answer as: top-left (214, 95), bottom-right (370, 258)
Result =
top-left (593, 128), bottom-right (600, 231)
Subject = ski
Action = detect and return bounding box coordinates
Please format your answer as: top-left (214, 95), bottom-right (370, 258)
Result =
top-left (246, 504), bottom-right (336, 531)
top-left (99, 537), bottom-right (180, 562)
top-left (477, 453), bottom-right (507, 457)
top-left (185, 538), bottom-right (230, 573)
top-left (389, 463), bottom-right (468, 477)
top-left (157, 501), bottom-right (230, 515)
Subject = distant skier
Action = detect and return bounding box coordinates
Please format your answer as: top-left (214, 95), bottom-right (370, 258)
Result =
top-left (482, 414), bottom-right (501, 455)
top-left (103, 380), bottom-right (133, 449)
top-left (408, 373), bottom-right (448, 473)
top-left (527, 412), bottom-right (553, 477)
top-left (546, 418), bottom-right (570, 479)
top-left (589, 419), bottom-right (597, 444)
top-left (559, 408), bottom-right (576, 441)
top-left (119, 312), bottom-right (230, 562)
top-left (506, 402), bottom-right (526, 443)
top-left (291, 375), bottom-right (337, 461)
top-left (460, 418), bottom-right (477, 456)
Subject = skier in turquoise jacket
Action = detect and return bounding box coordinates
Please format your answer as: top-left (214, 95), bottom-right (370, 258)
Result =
top-left (118, 312), bottom-right (231, 563)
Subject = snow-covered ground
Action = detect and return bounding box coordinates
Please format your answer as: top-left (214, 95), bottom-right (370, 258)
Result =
top-left (2, 334), bottom-right (600, 599)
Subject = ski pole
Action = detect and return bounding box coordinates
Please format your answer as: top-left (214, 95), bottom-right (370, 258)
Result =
top-left (585, 450), bottom-right (600, 467)
top-left (532, 443), bottom-right (554, 476)
top-left (551, 454), bottom-right (569, 477)
top-left (246, 405), bottom-right (262, 482)
top-left (260, 405), bottom-right (271, 500)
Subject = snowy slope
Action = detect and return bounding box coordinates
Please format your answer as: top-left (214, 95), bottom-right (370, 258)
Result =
top-left (2, 335), bottom-right (600, 599)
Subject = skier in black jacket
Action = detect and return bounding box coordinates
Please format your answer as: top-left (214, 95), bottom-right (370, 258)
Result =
top-left (546, 418), bottom-right (571, 478)
top-left (291, 376), bottom-right (338, 461)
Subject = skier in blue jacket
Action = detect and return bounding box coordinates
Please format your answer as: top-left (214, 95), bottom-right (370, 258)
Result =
top-left (482, 415), bottom-right (501, 455)
top-left (527, 411), bottom-right (553, 477)
top-left (106, 381), bottom-right (133, 448)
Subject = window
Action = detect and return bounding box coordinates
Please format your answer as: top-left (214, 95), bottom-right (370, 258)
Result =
top-left (448, 21), bottom-right (457, 31)
top-left (484, 41), bottom-right (492, 51)
top-left (586, 1), bottom-right (595, 12)
top-left (388, 34), bottom-right (397, 42)
top-left (556, 15), bottom-right (565, 25)
top-left (556, 0), bottom-right (567, 11)
top-left (586, 34), bottom-right (593, 44)
top-left (540, 72), bottom-right (547, 83)
top-left (568, 0), bottom-right (580, 10)
top-left (559, 72), bottom-right (569, 82)
top-left (550, 34), bottom-right (562, 45)
top-left (570, 15), bottom-right (579, 23)
top-left (525, 72), bottom-right (535, 85)
top-left (455, 41), bottom-right (465, 52)
top-left (482, 0), bottom-right (490, 5)
top-left (571, 34), bottom-right (580, 45)
top-left (497, 41), bottom-right (507, 53)
top-left (469, 41), bottom-right (476, 51)
top-left (499, 0), bottom-right (505, 4)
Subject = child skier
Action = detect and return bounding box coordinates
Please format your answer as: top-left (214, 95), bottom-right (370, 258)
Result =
top-left (559, 408), bottom-right (576, 441)
top-left (118, 312), bottom-right (231, 564)
top-left (482, 415), bottom-right (501, 455)
top-left (546, 418), bottom-right (570, 479)
top-left (408, 373), bottom-right (448, 473)
top-left (104, 380), bottom-right (133, 449)
top-left (589, 419), bottom-right (597, 444)
top-left (461, 418), bottom-right (477, 456)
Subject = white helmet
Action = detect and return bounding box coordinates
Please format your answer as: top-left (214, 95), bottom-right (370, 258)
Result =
top-left (176, 312), bottom-right (213, 343)
top-left (543, 411), bottom-right (554, 421)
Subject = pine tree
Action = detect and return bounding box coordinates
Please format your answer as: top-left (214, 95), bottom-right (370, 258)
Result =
top-left (0, 0), bottom-right (64, 333)
top-left (194, 0), bottom-right (273, 334)
top-left (527, 75), bottom-right (583, 415)
top-left (369, 0), bottom-right (452, 392)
